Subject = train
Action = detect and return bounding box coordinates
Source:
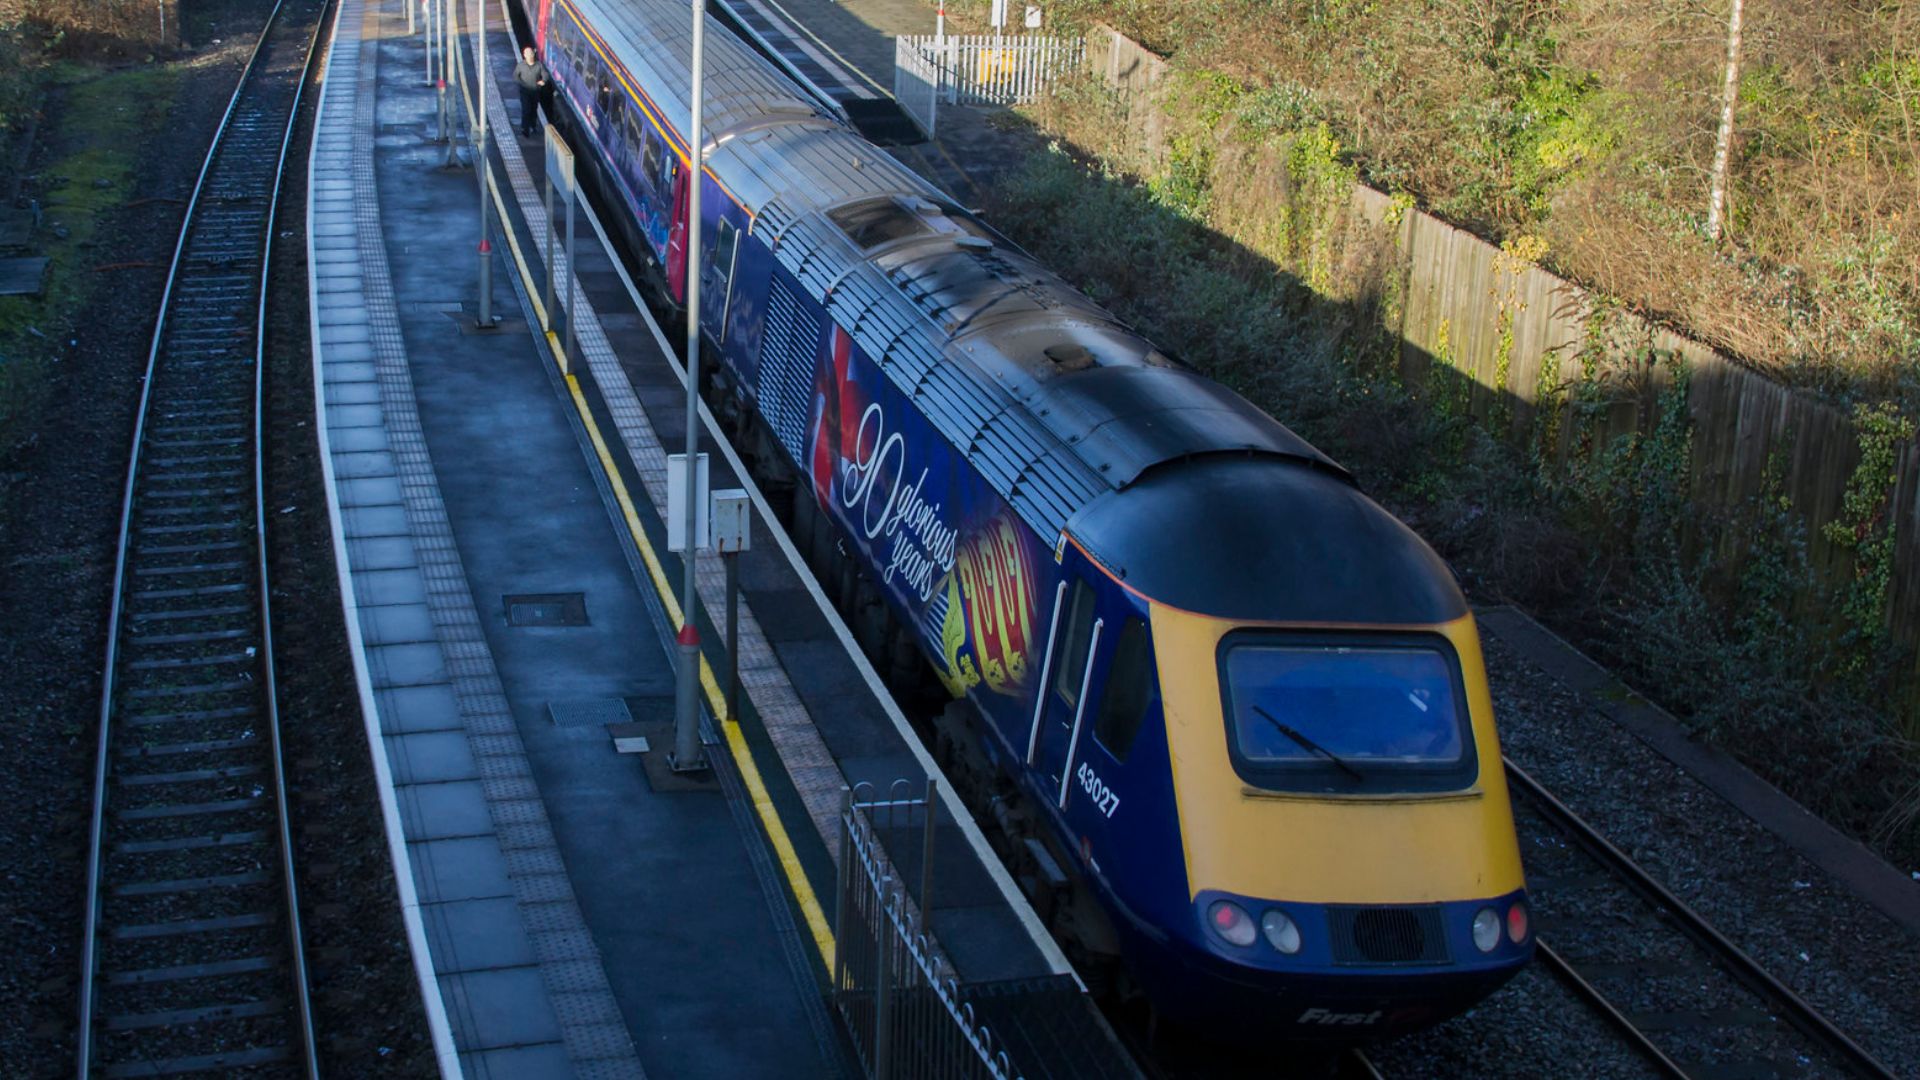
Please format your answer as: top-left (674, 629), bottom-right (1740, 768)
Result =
top-left (529, 0), bottom-right (1534, 1041)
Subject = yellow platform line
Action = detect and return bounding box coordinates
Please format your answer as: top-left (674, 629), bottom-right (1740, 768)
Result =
top-left (471, 75), bottom-right (837, 974)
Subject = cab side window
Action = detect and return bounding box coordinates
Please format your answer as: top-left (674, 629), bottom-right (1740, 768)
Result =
top-left (1092, 617), bottom-right (1151, 762)
top-left (708, 217), bottom-right (739, 339)
top-left (1053, 580), bottom-right (1096, 710)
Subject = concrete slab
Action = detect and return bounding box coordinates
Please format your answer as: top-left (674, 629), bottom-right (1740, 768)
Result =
top-left (344, 504), bottom-right (411, 537)
top-left (361, 601), bottom-right (437, 644)
top-left (441, 966), bottom-right (566, 1049)
top-left (333, 450), bottom-right (399, 479)
top-left (398, 778), bottom-right (496, 840)
top-left (353, 567), bottom-right (428, 608)
top-left (329, 403), bottom-right (386, 429)
top-left (376, 683), bottom-right (465, 734)
top-left (347, 535), bottom-right (420, 572)
top-left (423, 896), bottom-right (540, 973)
top-left (409, 836), bottom-right (514, 904)
top-left (386, 730), bottom-right (481, 785)
top-left (338, 476), bottom-right (404, 507)
top-left (326, 359), bottom-right (380, 383)
top-left (460, 1042), bottom-right (574, 1080)
top-left (366, 642), bottom-right (450, 687)
top-left (329, 425), bottom-right (393, 454)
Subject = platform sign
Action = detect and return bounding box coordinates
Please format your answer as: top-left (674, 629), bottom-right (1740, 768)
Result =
top-left (666, 453), bottom-right (711, 552)
top-left (544, 124), bottom-right (575, 194)
top-left (989, 0), bottom-right (1007, 28)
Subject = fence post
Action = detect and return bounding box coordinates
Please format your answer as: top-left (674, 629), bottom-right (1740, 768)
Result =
top-left (834, 789), bottom-right (851, 994)
top-left (874, 880), bottom-right (894, 1080)
top-left (919, 777), bottom-right (937, 917)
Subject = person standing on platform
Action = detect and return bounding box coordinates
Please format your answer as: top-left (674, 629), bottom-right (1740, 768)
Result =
top-left (514, 46), bottom-right (549, 138)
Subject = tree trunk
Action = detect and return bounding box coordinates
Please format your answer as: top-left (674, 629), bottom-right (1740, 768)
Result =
top-left (1707, 0), bottom-right (1744, 242)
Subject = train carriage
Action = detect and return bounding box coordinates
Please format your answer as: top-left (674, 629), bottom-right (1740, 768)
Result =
top-left (533, 0), bottom-right (1534, 1040)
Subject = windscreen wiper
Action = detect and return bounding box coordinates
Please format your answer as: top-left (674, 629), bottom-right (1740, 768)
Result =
top-left (1252, 705), bottom-right (1364, 783)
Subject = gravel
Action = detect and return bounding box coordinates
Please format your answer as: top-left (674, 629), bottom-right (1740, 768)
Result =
top-left (1483, 630), bottom-right (1920, 1079)
top-left (0, 28), bottom-right (264, 1077)
top-left (0, 2), bottom-right (432, 1073)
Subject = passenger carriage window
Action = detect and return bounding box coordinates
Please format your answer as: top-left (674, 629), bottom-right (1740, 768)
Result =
top-left (1092, 618), bottom-right (1152, 762)
top-left (1053, 581), bottom-right (1096, 710)
top-left (624, 110), bottom-right (643, 160)
top-left (642, 133), bottom-right (664, 192)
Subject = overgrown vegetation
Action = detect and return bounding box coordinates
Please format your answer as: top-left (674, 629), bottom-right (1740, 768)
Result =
top-left (981, 133), bottom-right (1919, 868)
top-left (0, 61), bottom-right (182, 460)
top-left (993, 0), bottom-right (1920, 408)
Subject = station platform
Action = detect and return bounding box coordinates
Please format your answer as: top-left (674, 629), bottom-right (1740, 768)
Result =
top-left (306, 0), bottom-right (1119, 1076)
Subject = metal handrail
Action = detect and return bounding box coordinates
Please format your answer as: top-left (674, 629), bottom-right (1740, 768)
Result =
top-left (837, 785), bottom-right (1021, 1080)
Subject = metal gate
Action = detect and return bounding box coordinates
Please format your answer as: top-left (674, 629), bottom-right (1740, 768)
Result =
top-left (892, 34), bottom-right (1085, 138)
top-left (834, 782), bottom-right (1022, 1080)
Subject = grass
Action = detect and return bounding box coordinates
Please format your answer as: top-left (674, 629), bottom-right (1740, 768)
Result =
top-left (979, 136), bottom-right (1920, 872)
top-left (996, 1), bottom-right (1920, 409)
top-left (0, 60), bottom-right (182, 459)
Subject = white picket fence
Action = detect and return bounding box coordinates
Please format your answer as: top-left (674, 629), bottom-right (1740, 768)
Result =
top-left (893, 34), bottom-right (1084, 138)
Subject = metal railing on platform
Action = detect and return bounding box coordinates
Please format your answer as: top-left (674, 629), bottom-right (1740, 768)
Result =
top-left (893, 34), bottom-right (1084, 137)
top-left (834, 780), bottom-right (1023, 1080)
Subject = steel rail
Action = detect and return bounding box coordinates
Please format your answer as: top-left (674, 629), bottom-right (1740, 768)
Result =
top-left (1531, 938), bottom-right (1688, 1079)
top-left (1343, 1049), bottom-right (1385, 1080)
top-left (75, 0), bottom-right (326, 1073)
top-left (252, 0), bottom-right (336, 1067)
top-left (1505, 758), bottom-right (1898, 1080)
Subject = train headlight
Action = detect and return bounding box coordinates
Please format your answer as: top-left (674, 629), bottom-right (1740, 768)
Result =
top-left (1260, 910), bottom-right (1302, 954)
top-left (1471, 907), bottom-right (1501, 953)
top-left (1507, 900), bottom-right (1529, 944)
top-left (1207, 900), bottom-right (1257, 947)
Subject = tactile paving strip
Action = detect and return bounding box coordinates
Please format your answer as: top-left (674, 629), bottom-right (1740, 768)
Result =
top-left (311, 1), bottom-right (646, 1074)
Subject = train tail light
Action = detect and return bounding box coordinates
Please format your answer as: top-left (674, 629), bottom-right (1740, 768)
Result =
top-left (1507, 900), bottom-right (1529, 944)
top-left (1207, 900), bottom-right (1257, 947)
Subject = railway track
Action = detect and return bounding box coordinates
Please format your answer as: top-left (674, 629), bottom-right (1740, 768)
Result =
top-left (76, 0), bottom-right (328, 1074)
top-left (1506, 759), bottom-right (1898, 1080)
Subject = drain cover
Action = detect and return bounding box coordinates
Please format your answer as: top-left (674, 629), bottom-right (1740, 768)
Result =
top-left (549, 698), bottom-right (633, 727)
top-left (505, 593), bottom-right (588, 627)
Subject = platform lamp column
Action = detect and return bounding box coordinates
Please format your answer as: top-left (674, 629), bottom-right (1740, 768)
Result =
top-left (436, 0), bottom-right (451, 145)
top-left (473, 0), bottom-right (495, 328)
top-left (407, 0), bottom-right (415, 37)
top-left (670, 0), bottom-right (710, 774)
top-left (424, 0), bottom-right (433, 89)
top-left (442, 0), bottom-right (460, 166)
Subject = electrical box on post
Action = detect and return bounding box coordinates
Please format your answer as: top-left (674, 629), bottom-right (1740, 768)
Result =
top-left (712, 489), bottom-right (751, 554)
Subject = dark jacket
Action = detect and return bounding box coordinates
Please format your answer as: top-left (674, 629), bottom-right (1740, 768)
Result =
top-left (513, 58), bottom-right (549, 91)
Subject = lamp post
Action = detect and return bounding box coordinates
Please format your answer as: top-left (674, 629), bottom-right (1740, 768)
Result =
top-left (669, 0), bottom-right (710, 773)
top-left (473, 0), bottom-right (495, 327)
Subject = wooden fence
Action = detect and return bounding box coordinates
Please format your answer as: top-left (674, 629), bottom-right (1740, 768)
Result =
top-left (1081, 25), bottom-right (1920, 663)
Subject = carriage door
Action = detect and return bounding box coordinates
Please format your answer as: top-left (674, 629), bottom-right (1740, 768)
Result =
top-left (700, 215), bottom-right (739, 344)
top-left (1027, 545), bottom-right (1108, 811)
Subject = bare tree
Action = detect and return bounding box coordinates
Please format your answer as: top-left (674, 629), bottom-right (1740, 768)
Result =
top-left (1706, 0), bottom-right (1744, 242)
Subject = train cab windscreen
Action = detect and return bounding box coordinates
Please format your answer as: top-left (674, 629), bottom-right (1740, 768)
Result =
top-left (1217, 635), bottom-right (1478, 794)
